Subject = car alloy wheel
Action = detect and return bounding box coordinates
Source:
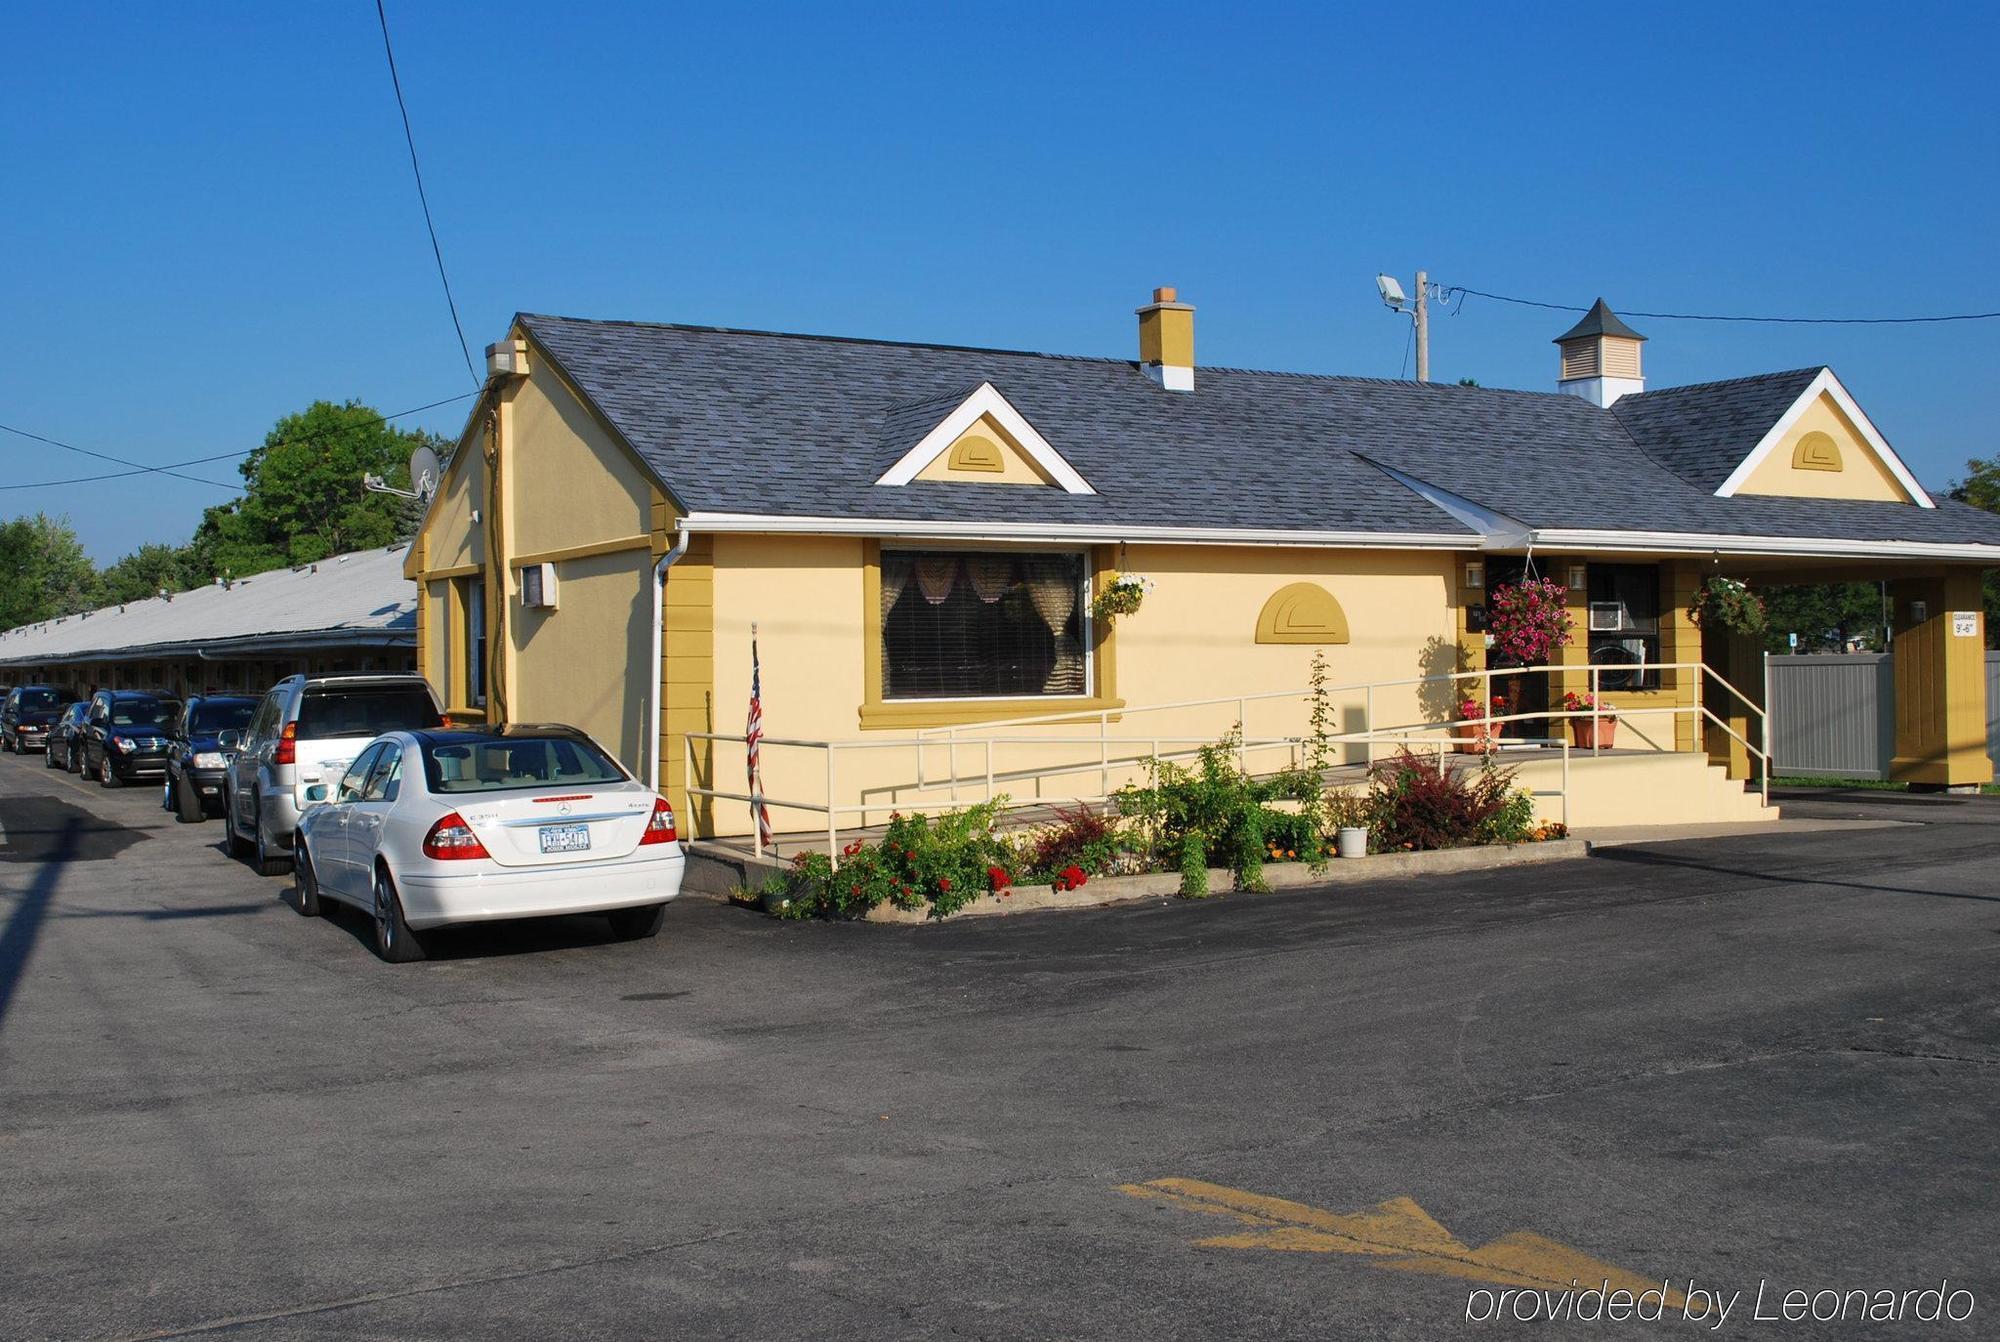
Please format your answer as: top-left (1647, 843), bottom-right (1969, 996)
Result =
top-left (372, 868), bottom-right (426, 963)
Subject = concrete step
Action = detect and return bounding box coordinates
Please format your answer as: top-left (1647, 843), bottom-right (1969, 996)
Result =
top-left (1506, 751), bottom-right (1780, 828)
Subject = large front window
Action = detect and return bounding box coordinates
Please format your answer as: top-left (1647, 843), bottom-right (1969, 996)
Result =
top-left (880, 549), bottom-right (1088, 699)
top-left (1587, 564), bottom-right (1662, 690)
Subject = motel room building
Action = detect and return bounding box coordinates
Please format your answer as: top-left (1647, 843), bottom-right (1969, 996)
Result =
top-left (404, 292), bottom-right (2000, 840)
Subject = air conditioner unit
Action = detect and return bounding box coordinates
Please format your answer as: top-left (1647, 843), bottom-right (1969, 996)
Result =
top-left (1588, 602), bottom-right (1623, 632)
top-left (520, 562), bottom-right (558, 610)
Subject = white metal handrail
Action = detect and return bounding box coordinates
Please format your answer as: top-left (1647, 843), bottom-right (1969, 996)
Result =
top-left (682, 659), bottom-right (1771, 864)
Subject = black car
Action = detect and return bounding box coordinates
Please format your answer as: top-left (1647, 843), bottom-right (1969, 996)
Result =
top-left (1, 685), bottom-right (67, 754)
top-left (162, 694), bottom-right (258, 822)
top-left (46, 702), bottom-right (89, 771)
top-left (79, 690), bottom-right (180, 787)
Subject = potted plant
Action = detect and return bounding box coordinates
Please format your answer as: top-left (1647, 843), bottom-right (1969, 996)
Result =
top-left (1689, 576), bottom-right (1768, 637)
top-left (1452, 695), bottom-right (1504, 753)
top-left (1561, 691), bottom-right (1618, 749)
top-left (1091, 572), bottom-right (1151, 628)
top-left (1335, 825), bottom-right (1369, 859)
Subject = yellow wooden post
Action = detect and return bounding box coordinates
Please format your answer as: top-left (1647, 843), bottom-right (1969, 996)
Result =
top-left (1887, 569), bottom-right (1993, 789)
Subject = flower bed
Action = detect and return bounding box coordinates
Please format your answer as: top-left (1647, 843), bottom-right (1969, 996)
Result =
top-left (757, 731), bottom-right (1568, 921)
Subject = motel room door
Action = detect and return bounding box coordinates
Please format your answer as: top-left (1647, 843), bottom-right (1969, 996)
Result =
top-left (1480, 558), bottom-right (1551, 741)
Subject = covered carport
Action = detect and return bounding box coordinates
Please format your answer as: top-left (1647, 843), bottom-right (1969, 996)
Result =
top-left (0, 545), bottom-right (418, 701)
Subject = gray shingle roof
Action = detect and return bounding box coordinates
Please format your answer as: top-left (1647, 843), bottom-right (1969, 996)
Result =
top-left (0, 545), bottom-right (415, 664)
top-left (517, 313), bottom-right (2000, 553)
top-left (1612, 368), bottom-right (1821, 493)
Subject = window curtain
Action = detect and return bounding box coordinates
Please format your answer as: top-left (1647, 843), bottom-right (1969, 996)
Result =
top-left (880, 555), bottom-right (911, 632)
top-left (1028, 561), bottom-right (1081, 693)
top-left (915, 555), bottom-right (960, 605)
top-left (967, 556), bottom-right (1013, 604)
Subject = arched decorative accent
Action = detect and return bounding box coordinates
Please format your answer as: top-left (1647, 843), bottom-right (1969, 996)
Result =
top-left (1791, 431), bottom-right (1843, 473)
top-left (1254, 582), bottom-right (1350, 645)
top-left (947, 434), bottom-right (1006, 473)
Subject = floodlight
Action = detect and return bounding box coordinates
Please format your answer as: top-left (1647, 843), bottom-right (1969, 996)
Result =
top-left (1376, 273), bottom-right (1407, 309)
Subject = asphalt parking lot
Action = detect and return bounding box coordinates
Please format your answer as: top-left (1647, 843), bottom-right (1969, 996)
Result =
top-left (2, 751), bottom-right (1996, 1340)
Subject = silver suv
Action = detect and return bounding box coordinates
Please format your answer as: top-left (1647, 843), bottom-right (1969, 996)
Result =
top-left (221, 674), bottom-right (442, 876)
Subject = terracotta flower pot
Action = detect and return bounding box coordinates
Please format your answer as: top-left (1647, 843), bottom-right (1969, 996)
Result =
top-left (1569, 717), bottom-right (1617, 749)
top-left (1451, 721), bottom-right (1495, 754)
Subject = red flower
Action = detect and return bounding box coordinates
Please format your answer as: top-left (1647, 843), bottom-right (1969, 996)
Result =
top-left (937, 877), bottom-right (952, 893)
top-left (987, 865), bottom-right (1012, 892)
top-left (1061, 864), bottom-right (1087, 888)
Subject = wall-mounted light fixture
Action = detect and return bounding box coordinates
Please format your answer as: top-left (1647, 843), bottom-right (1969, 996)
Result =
top-left (1567, 564), bottom-right (1587, 591)
top-left (1464, 561), bottom-right (1484, 590)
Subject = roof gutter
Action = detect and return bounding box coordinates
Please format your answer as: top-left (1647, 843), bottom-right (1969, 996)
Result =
top-left (1525, 528), bottom-right (2000, 563)
top-left (678, 512), bottom-right (1478, 550)
top-left (646, 527), bottom-right (691, 795)
top-left (0, 628), bottom-right (415, 670)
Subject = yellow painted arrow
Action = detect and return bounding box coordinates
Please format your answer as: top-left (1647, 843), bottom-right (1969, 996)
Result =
top-left (1117, 1178), bottom-right (1685, 1308)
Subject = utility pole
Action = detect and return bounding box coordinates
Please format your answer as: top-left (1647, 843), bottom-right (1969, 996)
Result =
top-left (1413, 269), bottom-right (1430, 383)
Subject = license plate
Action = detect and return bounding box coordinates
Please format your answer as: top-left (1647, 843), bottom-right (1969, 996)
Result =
top-left (538, 823), bottom-right (591, 854)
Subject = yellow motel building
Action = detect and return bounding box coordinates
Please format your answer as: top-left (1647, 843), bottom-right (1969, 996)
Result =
top-left (404, 292), bottom-right (1999, 844)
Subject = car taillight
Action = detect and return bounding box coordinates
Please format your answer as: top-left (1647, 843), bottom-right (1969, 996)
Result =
top-left (272, 720), bottom-right (297, 766)
top-left (639, 797), bottom-right (677, 845)
top-left (422, 811), bottom-right (491, 860)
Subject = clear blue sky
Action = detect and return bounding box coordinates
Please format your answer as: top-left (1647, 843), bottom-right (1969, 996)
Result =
top-left (5, 2), bottom-right (1996, 562)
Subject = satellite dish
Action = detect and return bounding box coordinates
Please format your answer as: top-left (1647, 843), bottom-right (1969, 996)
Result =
top-left (408, 445), bottom-right (441, 501)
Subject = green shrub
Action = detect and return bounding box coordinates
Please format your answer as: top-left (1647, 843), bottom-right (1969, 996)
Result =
top-left (777, 800), bottom-right (1012, 920)
top-left (1363, 752), bottom-right (1528, 852)
top-left (1178, 831), bottom-right (1208, 898)
top-left (1019, 803), bottom-right (1119, 884)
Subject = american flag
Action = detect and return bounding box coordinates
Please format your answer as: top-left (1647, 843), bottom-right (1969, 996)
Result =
top-left (746, 627), bottom-right (775, 851)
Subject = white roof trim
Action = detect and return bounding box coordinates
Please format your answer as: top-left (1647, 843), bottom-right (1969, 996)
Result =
top-left (1713, 368), bottom-right (1934, 507)
top-left (681, 511), bottom-right (1476, 550)
top-left (1530, 527), bottom-right (2000, 562)
top-left (1363, 459), bottom-right (1534, 550)
top-left (874, 383), bottom-right (1095, 495)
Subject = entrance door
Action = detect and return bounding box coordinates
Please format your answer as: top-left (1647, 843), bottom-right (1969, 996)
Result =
top-left (1480, 559), bottom-right (1552, 742)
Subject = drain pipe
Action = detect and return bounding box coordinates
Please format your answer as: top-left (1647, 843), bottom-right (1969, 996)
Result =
top-left (647, 526), bottom-right (691, 794)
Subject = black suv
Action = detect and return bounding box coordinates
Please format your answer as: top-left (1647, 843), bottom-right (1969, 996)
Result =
top-left (79, 690), bottom-right (180, 787)
top-left (2, 685), bottom-right (67, 754)
top-left (163, 694), bottom-right (258, 822)
top-left (46, 702), bottom-right (89, 771)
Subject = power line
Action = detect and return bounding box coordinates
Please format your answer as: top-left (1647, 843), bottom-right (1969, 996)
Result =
top-left (0, 391), bottom-right (479, 492)
top-left (374, 0), bottom-right (480, 387)
top-left (1449, 286), bottom-right (2000, 326)
top-left (0, 424), bottom-right (237, 490)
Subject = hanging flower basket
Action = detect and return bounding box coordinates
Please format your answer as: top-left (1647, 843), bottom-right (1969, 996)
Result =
top-left (1486, 578), bottom-right (1575, 666)
top-left (1689, 576), bottom-right (1768, 638)
top-left (1091, 572), bottom-right (1151, 628)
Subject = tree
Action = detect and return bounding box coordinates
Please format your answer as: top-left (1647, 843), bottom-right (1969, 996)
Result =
top-left (0, 514), bottom-right (101, 630)
top-left (99, 542), bottom-right (193, 605)
top-left (1948, 456), bottom-right (2000, 647)
top-left (181, 400), bottom-right (447, 582)
top-left (1760, 582), bottom-right (1889, 653)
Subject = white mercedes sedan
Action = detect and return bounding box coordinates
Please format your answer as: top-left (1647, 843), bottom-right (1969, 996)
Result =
top-left (292, 724), bottom-right (683, 962)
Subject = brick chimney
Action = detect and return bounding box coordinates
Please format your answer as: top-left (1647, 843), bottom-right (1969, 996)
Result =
top-left (1137, 286), bottom-right (1194, 391)
top-left (1554, 298), bottom-right (1645, 407)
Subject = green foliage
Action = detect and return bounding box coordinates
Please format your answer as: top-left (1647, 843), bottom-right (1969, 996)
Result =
top-left (1117, 726), bottom-right (1316, 894)
top-left (1177, 831), bottom-right (1208, 898)
top-left (0, 514), bottom-right (100, 629)
top-left (98, 543), bottom-right (193, 605)
top-left (1689, 576), bottom-right (1768, 637)
top-left (1950, 458), bottom-right (2000, 647)
top-left (182, 400), bottom-right (448, 583)
top-left (777, 801), bottom-right (1014, 920)
top-left (1759, 583), bottom-right (1889, 653)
